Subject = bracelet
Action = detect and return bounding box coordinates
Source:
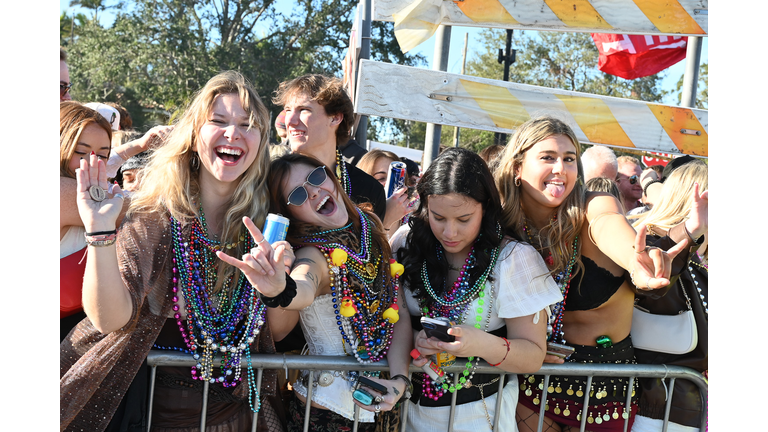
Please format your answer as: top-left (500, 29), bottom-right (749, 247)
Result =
top-left (390, 374), bottom-right (412, 399)
top-left (642, 179), bottom-right (661, 196)
top-left (85, 229), bottom-right (117, 236)
top-left (258, 272), bottom-right (298, 308)
top-left (487, 337), bottom-right (510, 367)
top-left (85, 231), bottom-right (118, 247)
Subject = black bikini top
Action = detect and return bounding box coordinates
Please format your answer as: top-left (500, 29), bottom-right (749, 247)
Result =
top-left (564, 256), bottom-right (625, 311)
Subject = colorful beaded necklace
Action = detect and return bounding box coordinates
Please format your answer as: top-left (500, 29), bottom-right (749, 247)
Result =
top-left (418, 227), bottom-right (501, 399)
top-left (164, 212), bottom-right (266, 413)
top-left (521, 218), bottom-right (578, 344)
top-left (335, 150), bottom-right (352, 197)
top-left (297, 209), bottom-right (400, 365)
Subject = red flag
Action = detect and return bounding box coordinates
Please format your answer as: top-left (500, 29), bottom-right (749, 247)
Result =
top-left (591, 34), bottom-right (687, 80)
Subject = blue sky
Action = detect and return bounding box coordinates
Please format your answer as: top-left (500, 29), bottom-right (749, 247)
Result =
top-left (60, 1), bottom-right (707, 105)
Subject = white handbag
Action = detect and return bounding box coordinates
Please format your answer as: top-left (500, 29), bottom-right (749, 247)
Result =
top-left (631, 278), bottom-right (698, 355)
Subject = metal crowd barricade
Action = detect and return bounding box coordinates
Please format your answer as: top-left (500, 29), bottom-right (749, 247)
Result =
top-left (145, 351), bottom-right (707, 432)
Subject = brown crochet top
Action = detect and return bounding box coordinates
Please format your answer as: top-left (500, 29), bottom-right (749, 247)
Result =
top-left (60, 211), bottom-right (278, 431)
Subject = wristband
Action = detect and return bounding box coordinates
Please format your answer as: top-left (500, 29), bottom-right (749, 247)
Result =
top-left (85, 231), bottom-right (118, 247)
top-left (642, 179), bottom-right (661, 197)
top-left (487, 337), bottom-right (511, 367)
top-left (390, 374), bottom-right (413, 399)
top-left (85, 229), bottom-right (117, 236)
top-left (258, 272), bottom-right (298, 308)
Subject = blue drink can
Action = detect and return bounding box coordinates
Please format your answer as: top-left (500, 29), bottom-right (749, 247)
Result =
top-left (262, 213), bottom-right (290, 244)
top-left (385, 161), bottom-right (407, 198)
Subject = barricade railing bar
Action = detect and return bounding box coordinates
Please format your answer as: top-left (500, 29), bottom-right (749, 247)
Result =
top-left (145, 351), bottom-right (707, 432)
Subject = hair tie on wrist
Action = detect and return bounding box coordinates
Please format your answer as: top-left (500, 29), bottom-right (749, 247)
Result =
top-left (258, 272), bottom-right (298, 308)
top-left (487, 337), bottom-right (511, 367)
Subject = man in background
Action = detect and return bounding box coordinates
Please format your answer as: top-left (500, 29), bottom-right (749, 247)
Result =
top-left (616, 155), bottom-right (644, 213)
top-left (582, 145), bottom-right (618, 182)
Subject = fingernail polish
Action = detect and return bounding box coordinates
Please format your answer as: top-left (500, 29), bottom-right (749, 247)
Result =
top-left (91, 151), bottom-right (95, 155)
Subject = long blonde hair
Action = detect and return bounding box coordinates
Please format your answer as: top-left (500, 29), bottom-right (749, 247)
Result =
top-left (495, 116), bottom-right (586, 276)
top-left (631, 160), bottom-right (707, 231)
top-left (129, 71), bottom-right (271, 289)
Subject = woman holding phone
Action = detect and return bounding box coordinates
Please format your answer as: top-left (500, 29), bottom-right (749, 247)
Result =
top-left (391, 147), bottom-right (563, 431)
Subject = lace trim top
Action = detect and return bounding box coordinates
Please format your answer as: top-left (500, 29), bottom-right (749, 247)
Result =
top-left (564, 256), bottom-right (625, 311)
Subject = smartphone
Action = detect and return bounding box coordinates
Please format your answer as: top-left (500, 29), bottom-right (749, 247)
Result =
top-left (546, 341), bottom-right (575, 359)
top-left (421, 316), bottom-right (456, 342)
top-left (357, 376), bottom-right (388, 395)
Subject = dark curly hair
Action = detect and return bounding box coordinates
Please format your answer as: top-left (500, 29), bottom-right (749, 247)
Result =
top-left (397, 147), bottom-right (515, 304)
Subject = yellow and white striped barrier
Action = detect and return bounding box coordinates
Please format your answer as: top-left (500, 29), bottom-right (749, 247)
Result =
top-left (354, 59), bottom-right (707, 156)
top-left (374, 0), bottom-right (708, 53)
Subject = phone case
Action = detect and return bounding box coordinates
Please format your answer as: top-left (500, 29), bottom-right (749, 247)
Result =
top-left (421, 317), bottom-right (456, 342)
top-left (352, 388), bottom-right (374, 405)
top-left (357, 376), bottom-right (388, 394)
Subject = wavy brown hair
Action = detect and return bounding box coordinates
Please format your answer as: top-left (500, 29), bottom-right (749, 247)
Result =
top-left (495, 116), bottom-right (586, 277)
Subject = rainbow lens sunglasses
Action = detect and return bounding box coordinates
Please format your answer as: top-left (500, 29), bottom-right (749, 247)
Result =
top-left (286, 166), bottom-right (328, 206)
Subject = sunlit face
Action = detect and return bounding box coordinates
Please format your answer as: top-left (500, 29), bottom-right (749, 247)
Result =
top-left (616, 162), bottom-right (643, 202)
top-left (372, 157), bottom-right (396, 186)
top-left (283, 164), bottom-right (349, 229)
top-left (60, 60), bottom-right (71, 101)
top-left (427, 193), bottom-right (484, 257)
top-left (68, 123), bottom-right (110, 175)
top-left (517, 134), bottom-right (579, 212)
top-left (196, 93), bottom-right (261, 188)
top-left (283, 92), bottom-right (340, 156)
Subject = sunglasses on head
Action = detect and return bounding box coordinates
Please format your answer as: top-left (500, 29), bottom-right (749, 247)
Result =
top-left (60, 82), bottom-right (73, 97)
top-left (287, 166), bottom-right (328, 206)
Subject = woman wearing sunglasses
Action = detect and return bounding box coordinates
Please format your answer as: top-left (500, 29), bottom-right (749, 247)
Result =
top-left (218, 153), bottom-right (413, 432)
top-left (61, 71), bottom-right (290, 432)
top-left (491, 117), bottom-right (704, 432)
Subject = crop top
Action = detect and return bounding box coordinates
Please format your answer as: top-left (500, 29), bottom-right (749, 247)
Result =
top-left (564, 256), bottom-right (625, 311)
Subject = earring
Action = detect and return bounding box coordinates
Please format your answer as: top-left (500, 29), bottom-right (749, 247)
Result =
top-left (514, 177), bottom-right (521, 187)
top-left (190, 152), bottom-right (200, 170)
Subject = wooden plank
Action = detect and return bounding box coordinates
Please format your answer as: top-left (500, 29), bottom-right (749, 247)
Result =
top-left (374, 0), bottom-right (707, 52)
top-left (354, 59), bottom-right (708, 156)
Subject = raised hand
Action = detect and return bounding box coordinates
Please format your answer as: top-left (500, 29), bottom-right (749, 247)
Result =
top-left (76, 152), bottom-right (125, 232)
top-left (215, 216), bottom-right (287, 297)
top-left (630, 225), bottom-right (689, 290)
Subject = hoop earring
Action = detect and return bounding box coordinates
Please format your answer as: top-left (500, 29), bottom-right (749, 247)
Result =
top-left (514, 177), bottom-right (521, 187)
top-left (190, 152), bottom-right (200, 170)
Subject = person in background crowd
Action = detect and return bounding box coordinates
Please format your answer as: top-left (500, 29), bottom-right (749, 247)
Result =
top-left (61, 71), bottom-right (290, 432)
top-left (393, 147), bottom-right (562, 431)
top-left (357, 148), bottom-right (412, 235)
top-left (492, 116), bottom-right (700, 432)
top-left (106, 102), bottom-right (134, 131)
top-left (581, 145), bottom-right (618, 182)
top-left (115, 151), bottom-right (150, 193)
top-left (478, 144), bottom-right (504, 175)
top-left (585, 177), bottom-right (623, 211)
top-left (273, 74), bottom-right (386, 222)
top-left (400, 156), bottom-right (421, 187)
top-left (616, 155), bottom-right (644, 213)
top-left (61, 47), bottom-right (72, 101)
top-left (275, 110), bottom-right (289, 144)
top-left (630, 160), bottom-right (708, 432)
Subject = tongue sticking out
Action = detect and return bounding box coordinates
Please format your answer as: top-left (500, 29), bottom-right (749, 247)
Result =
top-left (546, 183), bottom-right (566, 198)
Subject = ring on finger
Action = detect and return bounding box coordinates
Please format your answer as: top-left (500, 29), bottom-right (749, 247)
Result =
top-left (256, 237), bottom-right (268, 244)
top-left (89, 185), bottom-right (107, 202)
top-left (374, 403), bottom-right (381, 413)
top-left (374, 395), bottom-right (383, 403)
top-left (635, 245), bottom-right (650, 254)
top-left (114, 193), bottom-right (125, 200)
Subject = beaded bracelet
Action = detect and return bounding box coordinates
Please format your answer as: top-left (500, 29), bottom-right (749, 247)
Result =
top-left (85, 231), bottom-right (118, 247)
top-left (258, 272), bottom-right (298, 308)
top-left (390, 374), bottom-right (413, 399)
top-left (487, 337), bottom-right (510, 367)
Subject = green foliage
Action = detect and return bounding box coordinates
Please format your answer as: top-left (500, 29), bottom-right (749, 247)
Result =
top-left (675, 62), bottom-right (707, 108)
top-left (62, 0), bottom-right (423, 134)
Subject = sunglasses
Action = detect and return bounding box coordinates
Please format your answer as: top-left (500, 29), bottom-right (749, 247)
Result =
top-left (617, 174), bottom-right (639, 185)
top-left (286, 166), bottom-right (328, 206)
top-left (60, 82), bottom-right (73, 97)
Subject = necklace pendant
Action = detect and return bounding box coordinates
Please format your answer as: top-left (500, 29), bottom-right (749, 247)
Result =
top-left (365, 262), bottom-right (376, 277)
top-left (369, 300), bottom-right (380, 314)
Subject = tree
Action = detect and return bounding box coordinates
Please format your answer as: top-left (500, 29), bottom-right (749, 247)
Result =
top-left (62, 0), bottom-right (423, 134)
top-left (675, 62), bottom-right (707, 108)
